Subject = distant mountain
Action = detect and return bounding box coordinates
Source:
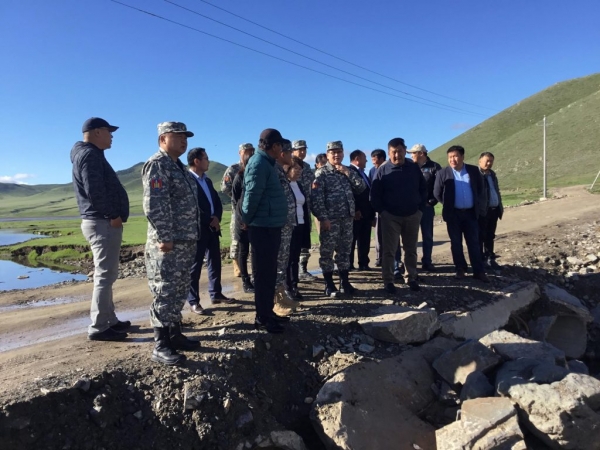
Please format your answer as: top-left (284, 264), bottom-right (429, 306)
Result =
top-left (0, 160), bottom-right (229, 218)
top-left (429, 73), bottom-right (600, 191)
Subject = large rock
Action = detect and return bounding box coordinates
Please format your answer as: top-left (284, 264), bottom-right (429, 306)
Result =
top-left (311, 337), bottom-right (457, 450)
top-left (543, 283), bottom-right (593, 322)
top-left (495, 358), bottom-right (570, 395)
top-left (479, 329), bottom-right (566, 366)
top-left (359, 305), bottom-right (439, 344)
top-left (504, 373), bottom-right (600, 449)
top-left (436, 397), bottom-right (526, 450)
top-left (460, 371), bottom-right (494, 402)
top-left (432, 340), bottom-right (501, 386)
top-left (439, 282), bottom-right (539, 339)
top-left (530, 315), bottom-right (588, 359)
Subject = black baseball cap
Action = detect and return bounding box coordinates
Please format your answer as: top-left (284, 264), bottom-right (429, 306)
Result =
top-left (258, 128), bottom-right (285, 148)
top-left (82, 117), bottom-right (119, 133)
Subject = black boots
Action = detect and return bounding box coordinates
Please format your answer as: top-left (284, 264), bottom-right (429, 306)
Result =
top-left (339, 270), bottom-right (357, 297)
top-left (170, 322), bottom-right (200, 350)
top-left (242, 275), bottom-right (255, 293)
top-left (299, 261), bottom-right (315, 280)
top-left (323, 272), bottom-right (339, 298)
top-left (152, 327), bottom-right (185, 366)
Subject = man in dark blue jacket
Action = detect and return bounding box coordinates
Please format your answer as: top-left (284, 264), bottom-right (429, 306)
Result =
top-left (186, 147), bottom-right (236, 315)
top-left (242, 128), bottom-right (288, 333)
top-left (371, 138), bottom-right (427, 293)
top-left (349, 149), bottom-right (375, 270)
top-left (433, 145), bottom-right (489, 282)
top-left (71, 117), bottom-right (130, 341)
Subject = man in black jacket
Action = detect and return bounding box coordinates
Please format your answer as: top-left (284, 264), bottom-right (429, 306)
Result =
top-left (187, 147), bottom-right (235, 315)
top-left (478, 152), bottom-right (504, 269)
top-left (349, 150), bottom-right (376, 270)
top-left (407, 144), bottom-right (442, 271)
top-left (71, 117), bottom-right (130, 341)
top-left (433, 145), bottom-right (489, 282)
top-left (371, 138), bottom-right (427, 293)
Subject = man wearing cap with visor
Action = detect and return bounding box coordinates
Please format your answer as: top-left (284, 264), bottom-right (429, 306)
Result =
top-left (407, 144), bottom-right (442, 271)
top-left (71, 117), bottom-right (130, 341)
top-left (221, 143), bottom-right (255, 277)
top-left (291, 139), bottom-right (316, 279)
top-left (311, 141), bottom-right (366, 298)
top-left (142, 122), bottom-right (201, 365)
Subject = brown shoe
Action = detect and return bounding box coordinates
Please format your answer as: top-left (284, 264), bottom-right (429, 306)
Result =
top-left (473, 273), bottom-right (491, 283)
top-left (455, 268), bottom-right (466, 279)
top-left (232, 259), bottom-right (241, 277)
top-left (191, 304), bottom-right (209, 315)
top-left (273, 302), bottom-right (293, 317)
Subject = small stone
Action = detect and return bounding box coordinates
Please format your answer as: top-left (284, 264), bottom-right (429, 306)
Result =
top-left (265, 342), bottom-right (271, 350)
top-left (358, 343), bottom-right (375, 354)
top-left (223, 398), bottom-right (232, 414)
top-left (312, 344), bottom-right (325, 359)
top-left (133, 410), bottom-right (142, 420)
top-left (304, 397), bottom-right (314, 404)
top-left (218, 328), bottom-right (227, 336)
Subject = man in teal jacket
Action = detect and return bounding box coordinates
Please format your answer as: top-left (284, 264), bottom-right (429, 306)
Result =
top-left (242, 128), bottom-right (288, 333)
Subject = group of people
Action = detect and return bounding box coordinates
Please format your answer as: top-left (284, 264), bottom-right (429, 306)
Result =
top-left (71, 118), bottom-right (503, 366)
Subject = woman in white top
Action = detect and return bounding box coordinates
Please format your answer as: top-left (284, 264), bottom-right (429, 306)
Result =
top-left (285, 158), bottom-right (308, 300)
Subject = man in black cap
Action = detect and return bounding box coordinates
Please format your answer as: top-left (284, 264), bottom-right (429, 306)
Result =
top-left (71, 117), bottom-right (130, 341)
top-left (241, 128), bottom-right (288, 333)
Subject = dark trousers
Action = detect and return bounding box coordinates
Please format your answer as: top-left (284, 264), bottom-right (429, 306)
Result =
top-left (446, 209), bottom-right (484, 274)
top-left (188, 226), bottom-right (222, 305)
top-left (420, 205), bottom-right (435, 265)
top-left (286, 223), bottom-right (305, 291)
top-left (478, 207), bottom-right (500, 258)
top-left (249, 226), bottom-right (282, 321)
top-left (376, 214), bottom-right (401, 266)
top-left (351, 216), bottom-right (372, 268)
top-left (237, 229), bottom-right (250, 277)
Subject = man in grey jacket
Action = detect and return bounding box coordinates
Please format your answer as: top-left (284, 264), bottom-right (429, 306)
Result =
top-left (71, 117), bottom-right (130, 341)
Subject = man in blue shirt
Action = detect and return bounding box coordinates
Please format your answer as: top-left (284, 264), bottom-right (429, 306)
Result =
top-left (187, 147), bottom-right (236, 316)
top-left (433, 146), bottom-right (489, 282)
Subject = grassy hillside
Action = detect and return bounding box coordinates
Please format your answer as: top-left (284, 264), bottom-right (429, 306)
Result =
top-left (0, 160), bottom-right (228, 218)
top-left (430, 73), bottom-right (600, 191)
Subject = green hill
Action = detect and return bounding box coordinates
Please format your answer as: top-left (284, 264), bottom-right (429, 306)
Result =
top-left (0, 160), bottom-right (229, 218)
top-left (430, 73), bottom-right (600, 191)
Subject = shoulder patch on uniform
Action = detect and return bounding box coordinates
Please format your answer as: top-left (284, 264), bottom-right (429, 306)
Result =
top-left (150, 175), bottom-right (163, 190)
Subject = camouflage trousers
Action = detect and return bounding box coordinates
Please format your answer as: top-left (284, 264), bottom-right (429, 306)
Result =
top-left (276, 223), bottom-right (294, 285)
top-left (319, 217), bottom-right (353, 273)
top-left (229, 210), bottom-right (239, 259)
top-left (146, 239), bottom-right (196, 328)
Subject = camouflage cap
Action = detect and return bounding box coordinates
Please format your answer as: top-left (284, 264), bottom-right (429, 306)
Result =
top-left (292, 139), bottom-right (307, 150)
top-left (407, 143), bottom-right (427, 153)
top-left (326, 141), bottom-right (343, 151)
top-left (282, 139), bottom-right (292, 152)
top-left (157, 122), bottom-right (194, 137)
top-left (239, 143), bottom-right (254, 151)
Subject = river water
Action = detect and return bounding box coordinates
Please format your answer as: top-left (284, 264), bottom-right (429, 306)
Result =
top-left (0, 230), bottom-right (87, 291)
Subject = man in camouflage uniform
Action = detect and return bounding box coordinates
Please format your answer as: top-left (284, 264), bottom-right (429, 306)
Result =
top-left (292, 139), bottom-right (316, 280)
top-left (311, 141), bottom-right (366, 297)
top-left (221, 143), bottom-right (255, 276)
top-left (142, 122), bottom-right (200, 366)
top-left (273, 140), bottom-right (301, 315)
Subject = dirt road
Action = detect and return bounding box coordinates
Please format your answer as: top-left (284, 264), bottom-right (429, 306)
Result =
top-left (0, 185), bottom-right (597, 404)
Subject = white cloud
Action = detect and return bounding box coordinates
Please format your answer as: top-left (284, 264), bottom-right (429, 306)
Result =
top-left (305, 153), bottom-right (320, 165)
top-left (0, 173), bottom-right (36, 184)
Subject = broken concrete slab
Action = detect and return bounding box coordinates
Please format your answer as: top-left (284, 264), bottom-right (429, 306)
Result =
top-left (504, 373), bottom-right (600, 450)
top-left (359, 305), bottom-right (439, 344)
top-left (432, 340), bottom-right (501, 386)
top-left (460, 371), bottom-right (494, 402)
top-left (439, 281), bottom-right (539, 340)
top-left (479, 329), bottom-right (566, 366)
top-left (543, 283), bottom-right (593, 322)
top-left (495, 358), bottom-right (569, 395)
top-left (436, 397), bottom-right (526, 450)
top-left (311, 337), bottom-right (457, 450)
top-left (530, 314), bottom-right (588, 359)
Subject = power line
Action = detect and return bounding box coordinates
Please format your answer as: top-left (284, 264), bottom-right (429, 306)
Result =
top-left (109, 0), bottom-right (488, 117)
top-left (195, 0), bottom-right (498, 112)
top-left (163, 0), bottom-right (487, 116)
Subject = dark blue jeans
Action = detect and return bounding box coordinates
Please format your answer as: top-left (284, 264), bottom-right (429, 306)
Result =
top-left (445, 209), bottom-right (484, 274)
top-left (187, 226), bottom-right (222, 305)
top-left (420, 205), bottom-right (435, 265)
top-left (249, 226), bottom-right (282, 321)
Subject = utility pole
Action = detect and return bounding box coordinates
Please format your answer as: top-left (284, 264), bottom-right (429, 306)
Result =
top-left (537, 116), bottom-right (552, 200)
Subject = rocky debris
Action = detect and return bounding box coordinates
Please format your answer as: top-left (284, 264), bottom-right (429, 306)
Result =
top-left (531, 314), bottom-right (588, 359)
top-left (479, 329), bottom-right (566, 366)
top-left (439, 281), bottom-right (539, 339)
top-left (432, 340), bottom-right (501, 386)
top-left (459, 371), bottom-right (494, 402)
top-left (435, 397), bottom-right (526, 450)
top-left (311, 337), bottom-right (457, 450)
top-left (256, 430), bottom-right (309, 450)
top-left (503, 373), bottom-right (600, 449)
top-left (544, 283), bottom-right (593, 321)
top-left (359, 305), bottom-right (439, 344)
top-left (568, 359), bottom-right (590, 375)
top-left (494, 358), bottom-right (570, 395)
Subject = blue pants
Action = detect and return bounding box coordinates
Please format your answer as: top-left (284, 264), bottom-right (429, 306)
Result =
top-left (188, 226), bottom-right (222, 305)
top-left (420, 205), bottom-right (435, 265)
top-left (445, 209), bottom-right (484, 274)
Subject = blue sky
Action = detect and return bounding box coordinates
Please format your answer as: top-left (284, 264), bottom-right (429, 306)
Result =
top-left (1, 0), bottom-right (598, 185)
